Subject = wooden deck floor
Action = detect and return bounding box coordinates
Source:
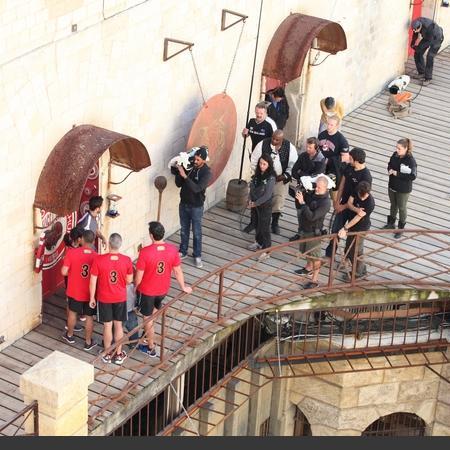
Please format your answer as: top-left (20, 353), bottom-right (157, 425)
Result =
top-left (1, 49), bottom-right (450, 435)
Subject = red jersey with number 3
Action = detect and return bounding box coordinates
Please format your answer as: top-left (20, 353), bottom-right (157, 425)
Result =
top-left (91, 253), bottom-right (133, 303)
top-left (136, 243), bottom-right (181, 296)
top-left (62, 246), bottom-right (97, 302)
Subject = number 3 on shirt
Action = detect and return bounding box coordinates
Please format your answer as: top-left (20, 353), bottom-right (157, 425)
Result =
top-left (110, 270), bottom-right (118, 283)
top-left (156, 261), bottom-right (165, 274)
top-left (81, 264), bottom-right (89, 278)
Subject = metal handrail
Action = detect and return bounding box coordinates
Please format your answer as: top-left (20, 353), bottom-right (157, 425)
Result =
top-left (0, 400), bottom-right (38, 436)
top-left (88, 229), bottom-right (450, 425)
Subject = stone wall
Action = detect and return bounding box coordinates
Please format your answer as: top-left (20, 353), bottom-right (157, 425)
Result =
top-left (0, 0), bottom-right (437, 347)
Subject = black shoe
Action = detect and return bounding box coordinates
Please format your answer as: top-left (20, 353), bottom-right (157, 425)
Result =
top-left (65, 324), bottom-right (83, 332)
top-left (295, 267), bottom-right (311, 275)
top-left (382, 215), bottom-right (395, 230)
top-left (271, 213), bottom-right (281, 235)
top-left (84, 341), bottom-right (98, 351)
top-left (394, 221), bottom-right (406, 239)
top-left (62, 332), bottom-right (75, 344)
top-left (243, 223), bottom-right (255, 233)
top-left (289, 233), bottom-right (300, 242)
top-left (303, 281), bottom-right (319, 290)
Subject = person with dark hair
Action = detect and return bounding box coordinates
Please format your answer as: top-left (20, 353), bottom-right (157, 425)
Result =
top-left (77, 195), bottom-right (107, 249)
top-left (289, 137), bottom-right (326, 241)
top-left (266, 86), bottom-right (290, 130)
top-left (250, 130), bottom-right (298, 235)
top-left (294, 176), bottom-right (331, 289)
top-left (242, 102), bottom-right (277, 153)
top-left (383, 138), bottom-right (417, 238)
top-left (324, 147), bottom-right (372, 258)
top-left (338, 181), bottom-right (375, 280)
top-left (134, 221), bottom-right (192, 357)
top-left (175, 147), bottom-right (211, 268)
top-left (247, 154), bottom-right (276, 261)
top-left (61, 229), bottom-right (97, 350)
top-left (90, 233), bottom-right (133, 365)
top-left (410, 17), bottom-right (444, 85)
top-left (319, 96), bottom-right (344, 134)
top-left (318, 115), bottom-right (350, 188)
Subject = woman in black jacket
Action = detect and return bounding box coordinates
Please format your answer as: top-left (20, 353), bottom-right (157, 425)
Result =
top-left (383, 138), bottom-right (417, 238)
top-left (247, 153), bottom-right (276, 260)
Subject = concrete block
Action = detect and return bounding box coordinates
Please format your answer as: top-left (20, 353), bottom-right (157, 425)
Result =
top-left (398, 380), bottom-right (440, 403)
top-left (358, 383), bottom-right (399, 406)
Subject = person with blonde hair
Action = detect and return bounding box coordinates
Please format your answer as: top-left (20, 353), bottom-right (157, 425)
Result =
top-left (383, 138), bottom-right (417, 238)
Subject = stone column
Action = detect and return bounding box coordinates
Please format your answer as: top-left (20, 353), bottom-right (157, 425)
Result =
top-left (19, 351), bottom-right (94, 436)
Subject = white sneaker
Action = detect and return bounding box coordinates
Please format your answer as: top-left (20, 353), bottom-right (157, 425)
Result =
top-left (194, 257), bottom-right (203, 268)
top-left (247, 242), bottom-right (262, 251)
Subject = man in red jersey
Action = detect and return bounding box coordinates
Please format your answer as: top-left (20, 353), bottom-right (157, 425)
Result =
top-left (61, 229), bottom-right (97, 350)
top-left (135, 221), bottom-right (192, 357)
top-left (89, 233), bottom-right (133, 365)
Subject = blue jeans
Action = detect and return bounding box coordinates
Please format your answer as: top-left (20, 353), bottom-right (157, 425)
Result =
top-left (123, 310), bottom-right (139, 344)
top-left (179, 203), bottom-right (204, 258)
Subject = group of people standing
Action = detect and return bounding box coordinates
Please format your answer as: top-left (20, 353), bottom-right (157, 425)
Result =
top-left (242, 92), bottom-right (418, 288)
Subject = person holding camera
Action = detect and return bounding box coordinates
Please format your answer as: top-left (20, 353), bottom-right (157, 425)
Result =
top-left (410, 17), bottom-right (444, 85)
top-left (247, 154), bottom-right (276, 261)
top-left (289, 137), bottom-right (326, 242)
top-left (250, 130), bottom-right (297, 235)
top-left (293, 176), bottom-right (331, 290)
top-left (175, 146), bottom-right (211, 269)
top-left (383, 138), bottom-right (417, 239)
top-left (338, 181), bottom-right (375, 281)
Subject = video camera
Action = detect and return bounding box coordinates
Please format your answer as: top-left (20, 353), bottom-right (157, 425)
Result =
top-left (168, 146), bottom-right (209, 175)
top-left (288, 174), bottom-right (336, 198)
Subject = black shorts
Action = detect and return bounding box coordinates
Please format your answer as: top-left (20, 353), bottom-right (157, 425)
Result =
top-left (136, 293), bottom-right (165, 317)
top-left (67, 297), bottom-right (96, 316)
top-left (98, 301), bottom-right (127, 322)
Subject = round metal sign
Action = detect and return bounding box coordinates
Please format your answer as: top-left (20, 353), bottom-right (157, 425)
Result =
top-left (186, 93), bottom-right (237, 186)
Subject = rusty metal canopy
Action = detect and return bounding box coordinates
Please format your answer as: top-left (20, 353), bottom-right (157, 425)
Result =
top-left (186, 94), bottom-right (237, 186)
top-left (34, 124), bottom-right (151, 216)
top-left (262, 13), bottom-right (347, 83)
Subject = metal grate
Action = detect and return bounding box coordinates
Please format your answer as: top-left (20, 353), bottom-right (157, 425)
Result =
top-left (293, 407), bottom-right (312, 436)
top-left (259, 417), bottom-right (270, 436)
top-left (362, 413), bottom-right (426, 437)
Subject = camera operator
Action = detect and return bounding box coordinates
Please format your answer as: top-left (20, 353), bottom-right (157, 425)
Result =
top-left (289, 137), bottom-right (326, 241)
top-left (293, 176), bottom-right (331, 290)
top-left (174, 146), bottom-right (211, 269)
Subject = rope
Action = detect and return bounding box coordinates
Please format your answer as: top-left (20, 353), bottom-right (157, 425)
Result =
top-left (275, 309), bottom-right (282, 377)
top-left (169, 381), bottom-right (200, 436)
top-left (189, 48), bottom-right (207, 105)
top-left (223, 20), bottom-right (246, 94)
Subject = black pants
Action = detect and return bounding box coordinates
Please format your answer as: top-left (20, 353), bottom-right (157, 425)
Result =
top-left (325, 209), bottom-right (347, 257)
top-left (414, 36), bottom-right (443, 80)
top-left (344, 234), bottom-right (366, 276)
top-left (255, 202), bottom-right (272, 249)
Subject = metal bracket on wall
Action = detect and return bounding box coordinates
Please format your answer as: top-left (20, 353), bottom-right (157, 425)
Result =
top-left (163, 38), bottom-right (194, 62)
top-left (221, 9), bottom-right (248, 31)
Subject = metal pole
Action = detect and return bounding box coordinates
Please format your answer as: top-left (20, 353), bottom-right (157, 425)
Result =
top-left (160, 310), bottom-right (166, 362)
top-left (157, 191), bottom-right (163, 221)
top-left (238, 0), bottom-right (264, 182)
top-left (217, 270), bottom-right (224, 319)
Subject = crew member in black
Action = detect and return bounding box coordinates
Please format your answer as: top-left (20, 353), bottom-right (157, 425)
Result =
top-left (289, 137), bottom-right (326, 241)
top-left (318, 115), bottom-right (350, 188)
top-left (175, 146), bottom-right (212, 269)
top-left (383, 138), bottom-right (417, 239)
top-left (338, 181), bottom-right (375, 280)
top-left (250, 130), bottom-right (297, 235)
top-left (293, 176), bottom-right (331, 290)
top-left (410, 17), bottom-right (444, 85)
top-left (265, 87), bottom-right (290, 130)
top-left (242, 102), bottom-right (277, 153)
top-left (247, 154), bottom-right (276, 262)
top-left (325, 147), bottom-right (372, 258)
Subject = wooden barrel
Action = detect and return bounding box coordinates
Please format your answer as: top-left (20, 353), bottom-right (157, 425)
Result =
top-left (226, 179), bottom-right (249, 212)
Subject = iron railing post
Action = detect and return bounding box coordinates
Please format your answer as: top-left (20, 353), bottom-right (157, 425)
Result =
top-left (160, 310), bottom-right (167, 362)
top-left (350, 234), bottom-right (360, 285)
top-left (34, 401), bottom-right (39, 436)
top-left (217, 270), bottom-right (224, 320)
top-left (327, 235), bottom-right (338, 288)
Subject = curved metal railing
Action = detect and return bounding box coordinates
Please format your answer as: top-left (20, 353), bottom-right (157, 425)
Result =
top-left (87, 229), bottom-right (450, 427)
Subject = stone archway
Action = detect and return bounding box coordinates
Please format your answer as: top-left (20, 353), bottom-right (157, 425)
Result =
top-left (362, 412), bottom-right (426, 437)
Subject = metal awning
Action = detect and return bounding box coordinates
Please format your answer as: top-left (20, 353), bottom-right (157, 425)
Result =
top-left (262, 13), bottom-right (347, 83)
top-left (34, 125), bottom-right (151, 216)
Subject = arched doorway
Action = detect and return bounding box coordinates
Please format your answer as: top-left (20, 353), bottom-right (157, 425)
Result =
top-left (362, 412), bottom-right (426, 437)
top-left (33, 124), bottom-right (151, 298)
top-left (293, 406), bottom-right (312, 436)
top-left (261, 13), bottom-right (347, 145)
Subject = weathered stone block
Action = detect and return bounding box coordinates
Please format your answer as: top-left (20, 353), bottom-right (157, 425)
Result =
top-left (398, 380), bottom-right (439, 403)
top-left (358, 383), bottom-right (399, 406)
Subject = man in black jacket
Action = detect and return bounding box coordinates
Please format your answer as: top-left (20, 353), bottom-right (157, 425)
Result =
top-left (289, 137), bottom-right (326, 241)
top-left (175, 147), bottom-right (212, 268)
top-left (411, 17), bottom-right (444, 85)
top-left (294, 176), bottom-right (331, 289)
top-left (265, 87), bottom-right (290, 130)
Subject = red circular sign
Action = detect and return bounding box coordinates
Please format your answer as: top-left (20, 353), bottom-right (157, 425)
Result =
top-left (186, 94), bottom-right (237, 186)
